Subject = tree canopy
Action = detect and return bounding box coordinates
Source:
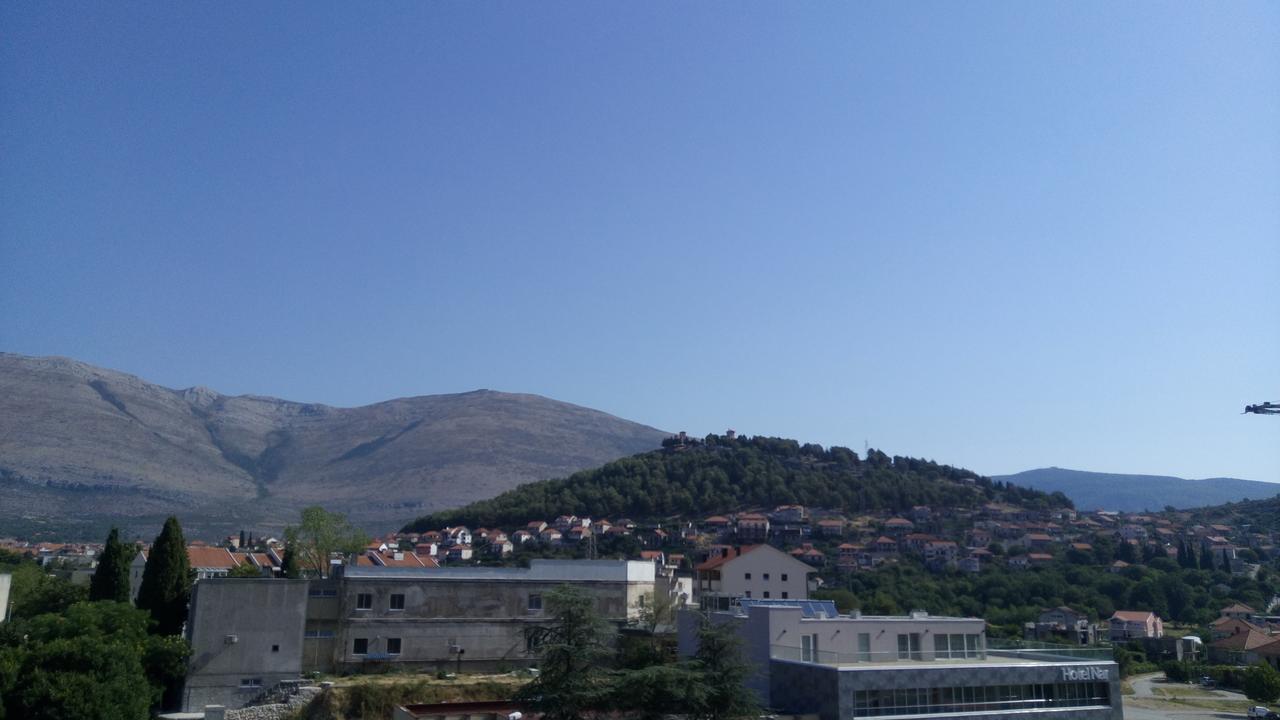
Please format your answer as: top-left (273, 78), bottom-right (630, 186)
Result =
top-left (406, 434), bottom-right (1067, 531)
top-left (136, 516), bottom-right (192, 636)
top-left (284, 506), bottom-right (368, 577)
top-left (88, 527), bottom-right (132, 603)
top-left (0, 601), bottom-right (191, 720)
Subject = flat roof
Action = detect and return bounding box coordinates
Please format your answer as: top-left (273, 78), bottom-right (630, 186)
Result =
top-left (342, 558), bottom-right (654, 583)
top-left (775, 655), bottom-right (1117, 671)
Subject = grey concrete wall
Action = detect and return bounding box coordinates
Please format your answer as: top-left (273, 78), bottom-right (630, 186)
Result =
top-left (183, 579), bottom-right (310, 711)
top-left (329, 576), bottom-right (652, 673)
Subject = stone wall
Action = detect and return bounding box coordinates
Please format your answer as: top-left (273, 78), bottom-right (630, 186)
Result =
top-left (223, 686), bottom-right (321, 720)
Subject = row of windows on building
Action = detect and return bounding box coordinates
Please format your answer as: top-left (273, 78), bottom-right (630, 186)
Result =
top-left (743, 572), bottom-right (790, 581)
top-left (794, 632), bottom-right (983, 663)
top-left (350, 592), bottom-right (544, 612)
top-left (850, 681), bottom-right (1110, 717)
top-left (742, 590), bottom-right (790, 599)
top-left (351, 637), bottom-right (403, 656)
top-left (342, 635), bottom-right (538, 656)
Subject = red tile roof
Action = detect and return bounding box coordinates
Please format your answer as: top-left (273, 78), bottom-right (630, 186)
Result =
top-left (695, 545), bottom-right (762, 571)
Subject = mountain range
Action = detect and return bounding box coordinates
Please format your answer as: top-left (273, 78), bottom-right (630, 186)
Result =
top-left (0, 353), bottom-right (666, 539)
top-left (994, 467), bottom-right (1280, 512)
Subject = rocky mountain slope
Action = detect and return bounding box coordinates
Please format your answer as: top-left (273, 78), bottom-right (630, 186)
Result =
top-left (0, 353), bottom-right (666, 538)
top-left (995, 466), bottom-right (1280, 512)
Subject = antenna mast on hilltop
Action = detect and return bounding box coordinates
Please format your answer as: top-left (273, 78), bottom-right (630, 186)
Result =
top-left (1244, 402), bottom-right (1279, 415)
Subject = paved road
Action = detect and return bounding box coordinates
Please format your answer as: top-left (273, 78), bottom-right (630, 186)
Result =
top-left (1123, 672), bottom-right (1250, 720)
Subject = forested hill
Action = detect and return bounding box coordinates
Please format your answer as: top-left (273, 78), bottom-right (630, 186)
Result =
top-left (1183, 495), bottom-right (1280, 533)
top-left (403, 434), bottom-right (1071, 532)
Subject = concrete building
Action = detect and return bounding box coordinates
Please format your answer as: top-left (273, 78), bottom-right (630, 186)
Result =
top-left (183, 579), bottom-right (309, 711)
top-left (181, 558), bottom-right (656, 710)
top-left (1108, 610), bottom-right (1163, 641)
top-left (695, 544), bottom-right (816, 610)
top-left (679, 600), bottom-right (1122, 720)
top-left (330, 559), bottom-right (654, 674)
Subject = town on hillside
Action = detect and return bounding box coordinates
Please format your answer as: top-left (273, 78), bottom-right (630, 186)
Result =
top-left (6, 488), bottom-right (1280, 715)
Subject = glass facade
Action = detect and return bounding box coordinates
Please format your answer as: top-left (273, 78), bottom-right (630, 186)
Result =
top-left (851, 681), bottom-right (1110, 717)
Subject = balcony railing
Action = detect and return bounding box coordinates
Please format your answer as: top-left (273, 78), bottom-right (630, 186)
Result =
top-left (770, 644), bottom-right (987, 665)
top-left (986, 638), bottom-right (1115, 661)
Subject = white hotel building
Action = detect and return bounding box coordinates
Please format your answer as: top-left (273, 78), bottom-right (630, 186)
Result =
top-left (679, 600), bottom-right (1122, 720)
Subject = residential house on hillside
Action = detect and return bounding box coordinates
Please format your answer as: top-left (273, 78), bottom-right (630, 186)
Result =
top-left (882, 518), bottom-right (914, 536)
top-left (1109, 611), bottom-right (1163, 641)
top-left (814, 518), bottom-right (846, 538)
top-left (923, 541), bottom-right (959, 569)
top-left (1211, 616), bottom-right (1264, 642)
top-left (1220, 602), bottom-right (1257, 622)
top-left (736, 514), bottom-right (770, 542)
top-left (695, 544), bottom-right (816, 610)
top-left (443, 527), bottom-right (471, 547)
top-left (1027, 606), bottom-right (1097, 645)
top-left (1209, 626), bottom-right (1279, 666)
top-left (772, 505), bottom-right (808, 524)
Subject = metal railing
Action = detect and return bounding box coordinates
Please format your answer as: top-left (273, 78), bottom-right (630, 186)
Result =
top-left (770, 644), bottom-right (987, 665)
top-left (986, 638), bottom-right (1115, 661)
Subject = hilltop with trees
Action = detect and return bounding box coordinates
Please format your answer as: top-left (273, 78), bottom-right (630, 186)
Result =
top-left (405, 433), bottom-right (1068, 532)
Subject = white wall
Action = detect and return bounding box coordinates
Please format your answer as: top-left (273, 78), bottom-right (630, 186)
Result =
top-left (0, 573), bottom-right (10, 622)
top-left (718, 546), bottom-right (813, 601)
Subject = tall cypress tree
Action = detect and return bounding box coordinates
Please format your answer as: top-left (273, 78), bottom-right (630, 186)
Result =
top-left (1200, 545), bottom-right (1215, 571)
top-left (89, 527), bottom-right (133, 603)
top-left (136, 516), bottom-right (192, 635)
top-left (280, 544), bottom-right (300, 579)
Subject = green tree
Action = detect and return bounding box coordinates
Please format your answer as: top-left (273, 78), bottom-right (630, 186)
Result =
top-left (516, 585), bottom-right (612, 720)
top-left (7, 564), bottom-right (87, 620)
top-left (280, 544), bottom-right (300, 579)
top-left (136, 516), bottom-right (192, 636)
top-left (607, 664), bottom-right (705, 720)
top-left (687, 617), bottom-right (759, 720)
top-left (284, 506), bottom-right (368, 577)
top-left (1243, 661), bottom-right (1280, 704)
top-left (0, 601), bottom-right (191, 719)
top-left (88, 527), bottom-right (133, 603)
top-left (227, 561), bottom-right (262, 578)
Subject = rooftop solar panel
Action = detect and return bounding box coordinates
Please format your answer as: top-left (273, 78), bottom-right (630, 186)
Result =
top-left (737, 598), bottom-right (839, 619)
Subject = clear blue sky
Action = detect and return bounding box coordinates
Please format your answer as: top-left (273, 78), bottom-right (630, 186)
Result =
top-left (2, 3), bottom-right (1277, 483)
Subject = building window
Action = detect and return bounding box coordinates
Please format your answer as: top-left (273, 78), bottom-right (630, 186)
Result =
top-left (353, 638), bottom-right (368, 655)
top-left (271, 644), bottom-right (279, 653)
top-left (387, 638), bottom-right (401, 655)
top-left (782, 592), bottom-right (789, 599)
top-left (745, 573), bottom-right (751, 580)
top-left (763, 573), bottom-right (770, 581)
top-left (857, 633), bottom-right (872, 661)
top-left (389, 593), bottom-right (405, 611)
top-left (896, 633), bottom-right (922, 660)
top-left (801, 633), bottom-right (820, 662)
top-left (781, 574), bottom-right (788, 582)
top-left (763, 591), bottom-right (771, 599)
top-left (528, 594), bottom-right (543, 612)
top-left (239, 678), bottom-right (263, 689)
top-left (356, 593), bottom-right (372, 610)
top-left (744, 591), bottom-right (752, 598)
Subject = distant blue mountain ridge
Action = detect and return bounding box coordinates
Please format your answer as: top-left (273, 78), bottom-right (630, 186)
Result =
top-left (993, 467), bottom-right (1280, 512)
